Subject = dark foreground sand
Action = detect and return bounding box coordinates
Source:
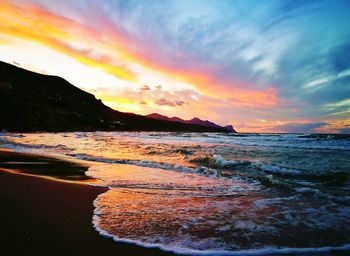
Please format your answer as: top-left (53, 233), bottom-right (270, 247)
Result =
top-left (0, 150), bottom-right (177, 256)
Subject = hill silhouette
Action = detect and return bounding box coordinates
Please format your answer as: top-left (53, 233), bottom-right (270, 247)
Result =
top-left (146, 113), bottom-right (236, 133)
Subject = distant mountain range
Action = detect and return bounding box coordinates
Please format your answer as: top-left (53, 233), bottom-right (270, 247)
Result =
top-left (146, 113), bottom-right (236, 133)
top-left (0, 61), bottom-right (232, 133)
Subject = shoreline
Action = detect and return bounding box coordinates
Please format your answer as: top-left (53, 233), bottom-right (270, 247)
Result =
top-left (0, 149), bottom-right (177, 256)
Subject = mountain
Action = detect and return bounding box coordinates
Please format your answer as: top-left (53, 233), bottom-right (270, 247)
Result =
top-left (146, 113), bottom-right (175, 122)
top-left (187, 117), bottom-right (223, 129)
top-left (0, 61), bottom-right (229, 133)
top-left (146, 113), bottom-right (237, 133)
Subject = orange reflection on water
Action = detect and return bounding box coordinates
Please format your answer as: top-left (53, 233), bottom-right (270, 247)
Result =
top-left (90, 163), bottom-right (277, 250)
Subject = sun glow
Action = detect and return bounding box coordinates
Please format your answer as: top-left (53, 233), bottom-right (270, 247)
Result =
top-left (0, 1), bottom-right (278, 111)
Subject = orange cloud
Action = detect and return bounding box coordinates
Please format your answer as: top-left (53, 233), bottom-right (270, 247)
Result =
top-left (0, 1), bottom-right (135, 81)
top-left (0, 1), bottom-right (279, 109)
top-left (154, 69), bottom-right (279, 108)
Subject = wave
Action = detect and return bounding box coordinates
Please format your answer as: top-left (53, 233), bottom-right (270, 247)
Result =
top-left (2, 136), bottom-right (346, 194)
top-left (85, 132), bottom-right (350, 151)
top-left (190, 155), bottom-right (304, 176)
top-left (2, 133), bottom-right (348, 199)
top-left (132, 132), bottom-right (350, 151)
top-left (72, 153), bottom-right (350, 203)
top-left (72, 153), bottom-right (300, 185)
top-left (92, 196), bottom-right (350, 256)
top-left (190, 154), bottom-right (348, 179)
top-left (67, 152), bottom-right (350, 193)
top-left (68, 153), bottom-right (220, 178)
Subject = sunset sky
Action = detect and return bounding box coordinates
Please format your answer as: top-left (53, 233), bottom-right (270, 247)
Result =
top-left (0, 0), bottom-right (349, 133)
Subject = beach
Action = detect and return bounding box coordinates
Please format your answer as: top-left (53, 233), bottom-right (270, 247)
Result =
top-left (1, 131), bottom-right (350, 256)
top-left (0, 150), bottom-right (176, 256)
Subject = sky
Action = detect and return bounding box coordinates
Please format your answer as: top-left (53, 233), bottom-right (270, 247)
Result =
top-left (0, 0), bottom-right (349, 133)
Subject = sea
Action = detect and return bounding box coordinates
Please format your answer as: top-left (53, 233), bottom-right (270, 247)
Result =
top-left (1, 132), bottom-right (350, 255)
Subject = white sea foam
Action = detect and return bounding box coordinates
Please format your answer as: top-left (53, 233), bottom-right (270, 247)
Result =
top-left (92, 193), bottom-right (350, 255)
top-left (295, 187), bottom-right (323, 195)
top-left (211, 154), bottom-right (243, 167)
top-left (92, 196), bottom-right (350, 256)
top-left (253, 162), bottom-right (302, 176)
top-left (192, 154), bottom-right (306, 177)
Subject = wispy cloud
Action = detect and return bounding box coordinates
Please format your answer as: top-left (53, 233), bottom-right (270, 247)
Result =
top-left (1, 0), bottom-right (350, 132)
top-left (155, 98), bottom-right (176, 107)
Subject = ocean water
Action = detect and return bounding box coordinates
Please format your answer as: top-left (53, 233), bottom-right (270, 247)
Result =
top-left (1, 132), bottom-right (350, 255)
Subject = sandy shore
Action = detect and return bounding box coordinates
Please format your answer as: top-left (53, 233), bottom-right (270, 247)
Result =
top-left (0, 150), bottom-right (177, 256)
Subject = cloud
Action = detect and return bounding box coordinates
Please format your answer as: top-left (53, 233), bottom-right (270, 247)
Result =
top-left (175, 100), bottom-right (185, 106)
top-left (2, 0), bottom-right (350, 132)
top-left (153, 97), bottom-right (187, 108)
top-left (0, 1), bottom-right (136, 81)
top-left (139, 84), bottom-right (150, 92)
top-left (155, 98), bottom-right (176, 107)
top-left (272, 122), bottom-right (329, 133)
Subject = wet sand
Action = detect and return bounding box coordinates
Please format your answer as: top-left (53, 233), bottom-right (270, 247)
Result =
top-left (0, 150), bottom-right (176, 256)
